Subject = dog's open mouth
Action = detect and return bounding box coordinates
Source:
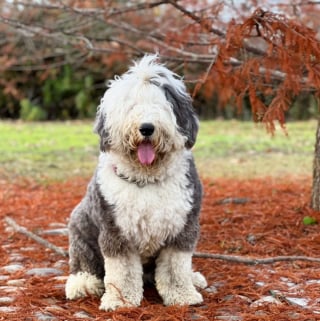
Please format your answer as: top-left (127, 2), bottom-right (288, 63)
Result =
top-left (137, 141), bottom-right (155, 165)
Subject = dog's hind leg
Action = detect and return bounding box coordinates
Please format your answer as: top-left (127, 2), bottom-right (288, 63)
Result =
top-left (66, 226), bottom-right (105, 300)
top-left (65, 271), bottom-right (104, 300)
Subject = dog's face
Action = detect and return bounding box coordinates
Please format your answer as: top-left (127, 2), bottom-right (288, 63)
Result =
top-left (94, 55), bottom-right (199, 167)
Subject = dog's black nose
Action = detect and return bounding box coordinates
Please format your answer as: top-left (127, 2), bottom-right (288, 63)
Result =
top-left (139, 123), bottom-right (155, 137)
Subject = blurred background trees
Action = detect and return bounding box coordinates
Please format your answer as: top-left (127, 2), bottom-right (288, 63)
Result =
top-left (0, 0), bottom-right (320, 123)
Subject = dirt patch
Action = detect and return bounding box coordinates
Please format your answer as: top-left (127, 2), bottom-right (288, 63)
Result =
top-left (1, 176), bottom-right (320, 320)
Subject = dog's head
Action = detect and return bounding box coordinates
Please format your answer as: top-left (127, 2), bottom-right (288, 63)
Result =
top-left (94, 55), bottom-right (199, 167)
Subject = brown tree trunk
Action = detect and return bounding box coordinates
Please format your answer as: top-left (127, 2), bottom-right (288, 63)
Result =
top-left (311, 118), bottom-right (320, 211)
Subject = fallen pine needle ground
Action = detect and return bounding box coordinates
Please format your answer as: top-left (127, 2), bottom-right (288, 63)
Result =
top-left (0, 176), bottom-right (320, 320)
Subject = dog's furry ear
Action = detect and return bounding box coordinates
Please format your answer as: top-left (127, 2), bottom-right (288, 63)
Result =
top-left (163, 84), bottom-right (199, 149)
top-left (94, 106), bottom-right (110, 152)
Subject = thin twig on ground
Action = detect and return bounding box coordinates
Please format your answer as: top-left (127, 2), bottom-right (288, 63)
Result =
top-left (4, 216), bottom-right (69, 257)
top-left (4, 217), bottom-right (320, 265)
top-left (194, 252), bottom-right (320, 264)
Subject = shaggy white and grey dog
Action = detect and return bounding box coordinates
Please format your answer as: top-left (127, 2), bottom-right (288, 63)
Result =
top-left (65, 55), bottom-right (207, 310)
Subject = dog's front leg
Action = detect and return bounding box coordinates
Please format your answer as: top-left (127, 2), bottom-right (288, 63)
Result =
top-left (155, 248), bottom-right (204, 306)
top-left (99, 252), bottom-right (143, 311)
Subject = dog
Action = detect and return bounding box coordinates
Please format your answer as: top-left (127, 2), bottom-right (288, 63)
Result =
top-left (65, 55), bottom-right (207, 310)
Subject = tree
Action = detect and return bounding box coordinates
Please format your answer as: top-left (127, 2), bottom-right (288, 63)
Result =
top-left (1, 0), bottom-right (320, 208)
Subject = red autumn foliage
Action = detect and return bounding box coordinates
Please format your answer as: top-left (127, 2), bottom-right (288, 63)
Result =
top-left (1, 176), bottom-right (320, 320)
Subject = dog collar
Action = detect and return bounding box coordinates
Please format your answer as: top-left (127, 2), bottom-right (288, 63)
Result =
top-left (112, 165), bottom-right (156, 188)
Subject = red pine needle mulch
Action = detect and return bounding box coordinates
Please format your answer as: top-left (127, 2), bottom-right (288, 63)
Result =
top-left (1, 176), bottom-right (320, 320)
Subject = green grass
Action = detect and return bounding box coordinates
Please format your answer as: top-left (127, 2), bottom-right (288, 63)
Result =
top-left (0, 121), bottom-right (98, 181)
top-left (0, 120), bottom-right (317, 181)
top-left (195, 120), bottom-right (316, 178)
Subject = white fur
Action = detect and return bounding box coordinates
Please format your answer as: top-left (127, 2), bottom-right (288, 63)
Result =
top-left (97, 150), bottom-right (193, 258)
top-left (192, 271), bottom-right (208, 289)
top-left (155, 248), bottom-right (204, 306)
top-left (100, 253), bottom-right (143, 311)
top-left (65, 272), bottom-right (104, 299)
top-left (97, 56), bottom-right (188, 170)
top-left (104, 85), bottom-right (183, 151)
top-left (95, 56), bottom-right (206, 307)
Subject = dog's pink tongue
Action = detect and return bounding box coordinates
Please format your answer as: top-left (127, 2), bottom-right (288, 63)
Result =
top-left (137, 142), bottom-right (155, 165)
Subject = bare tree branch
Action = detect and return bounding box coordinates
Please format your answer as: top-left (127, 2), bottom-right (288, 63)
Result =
top-left (4, 217), bottom-right (68, 257)
top-left (10, 0), bottom-right (172, 18)
top-left (167, 0), bottom-right (225, 37)
top-left (194, 252), bottom-right (320, 265)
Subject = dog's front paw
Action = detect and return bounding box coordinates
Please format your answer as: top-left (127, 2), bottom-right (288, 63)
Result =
top-left (99, 283), bottom-right (142, 311)
top-left (99, 293), bottom-right (135, 311)
top-left (161, 286), bottom-right (203, 306)
top-left (65, 272), bottom-right (104, 300)
top-left (192, 271), bottom-right (207, 289)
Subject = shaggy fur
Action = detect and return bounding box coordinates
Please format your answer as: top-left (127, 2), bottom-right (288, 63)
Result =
top-left (65, 55), bottom-right (207, 310)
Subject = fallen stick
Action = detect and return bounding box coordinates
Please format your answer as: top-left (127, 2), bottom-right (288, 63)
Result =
top-left (193, 252), bottom-right (320, 264)
top-left (4, 217), bottom-right (320, 265)
top-left (4, 216), bottom-right (69, 257)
